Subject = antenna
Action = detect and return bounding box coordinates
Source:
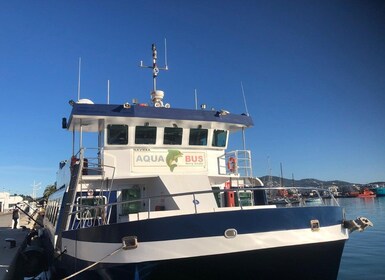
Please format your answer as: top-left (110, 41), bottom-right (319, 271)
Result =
top-left (267, 156), bottom-right (273, 187)
top-left (194, 89), bottom-right (198, 110)
top-left (140, 41), bottom-right (169, 107)
top-left (280, 162), bottom-right (284, 187)
top-left (31, 181), bottom-right (41, 200)
top-left (140, 40), bottom-right (169, 93)
top-left (77, 57), bottom-right (81, 101)
top-left (164, 38), bottom-right (168, 70)
top-left (107, 80), bottom-right (110, 104)
top-left (241, 81), bottom-right (249, 116)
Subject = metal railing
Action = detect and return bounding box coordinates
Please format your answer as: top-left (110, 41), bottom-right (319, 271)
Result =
top-left (69, 148), bottom-right (117, 229)
top-left (65, 186), bottom-right (339, 230)
top-left (72, 147), bottom-right (104, 175)
top-left (219, 150), bottom-right (253, 177)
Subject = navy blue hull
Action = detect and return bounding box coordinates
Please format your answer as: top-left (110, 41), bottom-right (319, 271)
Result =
top-left (52, 206), bottom-right (347, 279)
top-left (56, 240), bottom-right (345, 280)
top-left (62, 206), bottom-right (344, 243)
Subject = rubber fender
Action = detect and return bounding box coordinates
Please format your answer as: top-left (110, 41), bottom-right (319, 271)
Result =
top-left (21, 245), bottom-right (48, 277)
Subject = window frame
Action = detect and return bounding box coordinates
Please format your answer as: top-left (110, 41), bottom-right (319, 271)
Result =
top-left (163, 127), bottom-right (183, 145)
top-left (212, 129), bottom-right (228, 147)
top-left (135, 126), bottom-right (157, 145)
top-left (107, 124), bottom-right (128, 145)
top-left (189, 128), bottom-right (208, 146)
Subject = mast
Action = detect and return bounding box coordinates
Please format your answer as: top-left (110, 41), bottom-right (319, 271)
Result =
top-left (140, 42), bottom-right (169, 107)
top-left (77, 57), bottom-right (81, 101)
top-left (107, 80), bottom-right (110, 104)
top-left (241, 81), bottom-right (249, 116)
top-left (280, 162), bottom-right (284, 187)
top-left (240, 82), bottom-right (248, 168)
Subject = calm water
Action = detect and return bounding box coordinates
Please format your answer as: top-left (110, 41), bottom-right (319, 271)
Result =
top-left (337, 197), bottom-right (385, 280)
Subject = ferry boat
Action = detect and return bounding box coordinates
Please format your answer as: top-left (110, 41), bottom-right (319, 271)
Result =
top-left (42, 44), bottom-right (373, 280)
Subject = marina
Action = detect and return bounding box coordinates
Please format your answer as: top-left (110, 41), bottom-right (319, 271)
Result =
top-left (1, 2), bottom-right (383, 280)
top-left (3, 44), bottom-right (370, 280)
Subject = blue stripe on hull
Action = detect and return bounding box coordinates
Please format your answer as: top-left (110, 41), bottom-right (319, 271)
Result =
top-left (62, 206), bottom-right (344, 243)
top-left (56, 240), bottom-right (345, 280)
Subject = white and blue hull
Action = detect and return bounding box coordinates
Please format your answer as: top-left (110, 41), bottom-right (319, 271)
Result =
top-left (56, 206), bottom-right (348, 279)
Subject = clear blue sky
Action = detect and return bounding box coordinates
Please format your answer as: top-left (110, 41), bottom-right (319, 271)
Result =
top-left (1, 0), bottom-right (384, 196)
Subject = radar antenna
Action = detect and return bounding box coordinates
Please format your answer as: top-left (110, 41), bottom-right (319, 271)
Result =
top-left (140, 40), bottom-right (169, 107)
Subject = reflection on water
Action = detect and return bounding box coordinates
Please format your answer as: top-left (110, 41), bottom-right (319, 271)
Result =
top-left (337, 197), bottom-right (385, 280)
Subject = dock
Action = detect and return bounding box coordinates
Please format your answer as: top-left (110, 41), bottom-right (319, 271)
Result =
top-left (0, 212), bottom-right (38, 280)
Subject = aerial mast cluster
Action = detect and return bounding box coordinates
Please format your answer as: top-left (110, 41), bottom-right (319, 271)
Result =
top-left (140, 40), bottom-right (170, 108)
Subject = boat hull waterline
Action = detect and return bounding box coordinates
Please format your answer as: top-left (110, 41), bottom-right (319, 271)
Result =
top-left (58, 240), bottom-right (345, 280)
top-left (56, 206), bottom-right (348, 279)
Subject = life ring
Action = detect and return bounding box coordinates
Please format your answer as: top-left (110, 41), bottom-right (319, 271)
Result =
top-left (227, 157), bottom-right (237, 172)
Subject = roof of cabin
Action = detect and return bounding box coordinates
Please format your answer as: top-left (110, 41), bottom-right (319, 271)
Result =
top-left (67, 103), bottom-right (254, 132)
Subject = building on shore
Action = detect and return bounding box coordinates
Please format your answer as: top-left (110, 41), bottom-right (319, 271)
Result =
top-left (0, 192), bottom-right (23, 212)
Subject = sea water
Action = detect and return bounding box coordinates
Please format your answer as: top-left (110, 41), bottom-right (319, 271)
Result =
top-left (337, 197), bottom-right (385, 280)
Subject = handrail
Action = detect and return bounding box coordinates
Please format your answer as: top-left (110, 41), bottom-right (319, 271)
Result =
top-left (219, 150), bottom-right (253, 177)
top-left (66, 186), bottom-right (339, 229)
top-left (70, 147), bottom-right (116, 228)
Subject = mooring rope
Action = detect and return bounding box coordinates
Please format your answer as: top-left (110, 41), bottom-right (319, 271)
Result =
top-left (61, 246), bottom-right (122, 279)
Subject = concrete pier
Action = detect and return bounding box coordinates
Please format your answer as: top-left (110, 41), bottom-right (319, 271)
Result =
top-left (0, 212), bottom-right (36, 280)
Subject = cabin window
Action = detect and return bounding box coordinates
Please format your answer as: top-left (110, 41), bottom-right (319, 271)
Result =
top-left (46, 203), bottom-right (53, 222)
top-left (189, 128), bottom-right (208, 146)
top-left (55, 201), bottom-right (60, 225)
top-left (212, 129), bottom-right (227, 147)
top-left (52, 199), bottom-right (61, 226)
top-left (107, 124), bottom-right (128, 145)
top-left (135, 126), bottom-right (157, 144)
top-left (164, 127), bottom-right (183, 145)
top-left (121, 188), bottom-right (141, 215)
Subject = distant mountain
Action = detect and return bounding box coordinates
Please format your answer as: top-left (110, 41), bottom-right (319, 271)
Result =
top-left (258, 176), bottom-right (385, 193)
top-left (258, 176), bottom-right (363, 189)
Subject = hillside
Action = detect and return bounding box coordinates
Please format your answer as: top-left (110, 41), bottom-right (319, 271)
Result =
top-left (257, 176), bottom-right (382, 190)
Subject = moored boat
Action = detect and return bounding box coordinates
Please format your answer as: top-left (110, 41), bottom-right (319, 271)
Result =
top-left (373, 186), bottom-right (385, 197)
top-left (347, 191), bottom-right (360, 197)
top-left (40, 44), bottom-right (373, 280)
top-left (357, 189), bottom-right (376, 198)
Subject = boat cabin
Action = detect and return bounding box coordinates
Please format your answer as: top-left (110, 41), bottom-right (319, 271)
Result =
top-left (45, 96), bottom-right (264, 236)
